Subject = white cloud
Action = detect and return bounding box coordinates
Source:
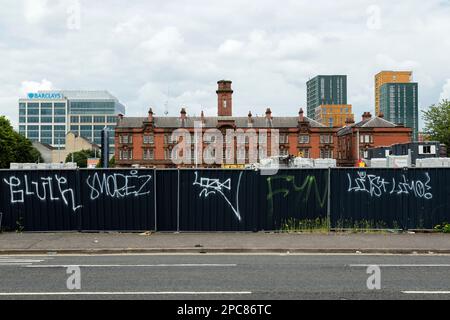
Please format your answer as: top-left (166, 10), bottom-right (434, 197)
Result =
top-left (20, 79), bottom-right (54, 95)
top-left (218, 40), bottom-right (244, 56)
top-left (23, 0), bottom-right (48, 24)
top-left (440, 80), bottom-right (450, 102)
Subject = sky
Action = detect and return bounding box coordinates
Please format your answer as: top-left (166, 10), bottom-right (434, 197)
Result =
top-left (0, 0), bottom-right (450, 129)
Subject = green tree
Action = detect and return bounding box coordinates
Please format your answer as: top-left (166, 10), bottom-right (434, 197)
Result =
top-left (65, 149), bottom-right (97, 168)
top-left (423, 100), bottom-right (450, 156)
top-left (0, 116), bottom-right (42, 168)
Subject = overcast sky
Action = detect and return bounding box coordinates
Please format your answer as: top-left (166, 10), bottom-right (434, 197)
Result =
top-left (1, 0), bottom-right (449, 128)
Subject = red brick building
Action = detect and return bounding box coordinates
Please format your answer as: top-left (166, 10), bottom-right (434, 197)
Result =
top-left (114, 80), bottom-right (336, 168)
top-left (336, 112), bottom-right (412, 167)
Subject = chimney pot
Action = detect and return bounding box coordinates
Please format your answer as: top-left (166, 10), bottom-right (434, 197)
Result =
top-left (299, 108), bottom-right (304, 122)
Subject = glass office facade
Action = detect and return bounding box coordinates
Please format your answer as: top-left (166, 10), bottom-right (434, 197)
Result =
top-left (307, 75), bottom-right (347, 119)
top-left (19, 91), bottom-right (125, 154)
top-left (18, 100), bottom-right (68, 146)
top-left (380, 83), bottom-right (419, 141)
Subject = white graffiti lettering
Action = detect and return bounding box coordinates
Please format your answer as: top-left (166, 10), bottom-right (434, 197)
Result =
top-left (86, 170), bottom-right (152, 200)
top-left (3, 175), bottom-right (82, 212)
top-left (348, 172), bottom-right (433, 200)
top-left (193, 171), bottom-right (243, 221)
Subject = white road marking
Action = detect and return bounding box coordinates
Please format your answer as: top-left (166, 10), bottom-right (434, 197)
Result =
top-left (0, 263), bottom-right (33, 266)
top-left (25, 263), bottom-right (237, 268)
top-left (350, 264), bottom-right (450, 267)
top-left (0, 260), bottom-right (45, 263)
top-left (403, 291), bottom-right (450, 295)
top-left (0, 291), bottom-right (252, 296)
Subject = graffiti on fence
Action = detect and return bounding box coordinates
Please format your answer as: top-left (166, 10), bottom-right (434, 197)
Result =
top-left (267, 174), bottom-right (328, 217)
top-left (347, 171), bottom-right (433, 199)
top-left (2, 174), bottom-right (82, 212)
top-left (86, 171), bottom-right (153, 200)
top-left (193, 171), bottom-right (243, 221)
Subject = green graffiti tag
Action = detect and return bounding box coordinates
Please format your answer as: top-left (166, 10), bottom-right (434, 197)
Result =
top-left (267, 174), bottom-right (329, 220)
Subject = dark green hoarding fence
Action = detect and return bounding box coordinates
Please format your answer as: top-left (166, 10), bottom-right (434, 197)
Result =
top-left (0, 168), bottom-right (448, 232)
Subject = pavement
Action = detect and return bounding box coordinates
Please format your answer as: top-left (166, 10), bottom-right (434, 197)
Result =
top-left (1, 254), bottom-right (450, 300)
top-left (0, 232), bottom-right (450, 255)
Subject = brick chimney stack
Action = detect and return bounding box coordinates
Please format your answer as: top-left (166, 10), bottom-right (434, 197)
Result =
top-left (362, 112), bottom-right (372, 121)
top-left (148, 108), bottom-right (154, 122)
top-left (180, 107), bottom-right (187, 119)
top-left (217, 80), bottom-right (233, 117)
top-left (265, 108), bottom-right (272, 120)
top-left (299, 108), bottom-right (304, 122)
top-left (345, 117), bottom-right (355, 126)
top-left (200, 110), bottom-right (205, 124)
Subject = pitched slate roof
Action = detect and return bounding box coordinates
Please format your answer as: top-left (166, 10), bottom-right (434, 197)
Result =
top-left (117, 116), bottom-right (326, 129)
top-left (337, 116), bottom-right (400, 136)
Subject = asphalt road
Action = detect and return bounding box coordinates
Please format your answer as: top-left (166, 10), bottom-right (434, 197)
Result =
top-left (1, 254), bottom-right (450, 300)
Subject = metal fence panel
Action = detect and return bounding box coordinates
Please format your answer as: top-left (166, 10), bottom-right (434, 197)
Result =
top-left (80, 169), bottom-right (155, 231)
top-left (0, 170), bottom-right (81, 231)
top-left (330, 168), bottom-right (450, 229)
top-left (155, 169), bottom-right (179, 231)
top-left (178, 169), bottom-right (328, 232)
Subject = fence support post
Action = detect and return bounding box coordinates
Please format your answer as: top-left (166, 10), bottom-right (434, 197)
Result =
top-left (327, 168), bottom-right (332, 232)
top-left (177, 169), bottom-right (180, 232)
top-left (0, 212), bottom-right (3, 231)
top-left (153, 169), bottom-right (157, 232)
top-left (76, 169), bottom-right (82, 232)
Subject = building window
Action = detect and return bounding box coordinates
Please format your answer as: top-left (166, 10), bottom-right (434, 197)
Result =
top-left (298, 135), bottom-right (310, 144)
top-left (419, 145), bottom-right (436, 155)
top-left (143, 134), bottom-right (154, 144)
top-left (54, 108), bottom-right (66, 116)
top-left (164, 149), bottom-right (171, 160)
top-left (54, 117), bottom-right (66, 123)
top-left (320, 149), bottom-right (333, 159)
top-left (80, 116), bottom-right (93, 123)
top-left (119, 149), bottom-right (133, 160)
top-left (360, 134), bottom-right (373, 144)
top-left (298, 148), bottom-right (310, 158)
top-left (279, 134), bottom-right (288, 144)
top-left (164, 133), bottom-right (173, 144)
top-left (41, 107), bottom-right (53, 116)
top-left (143, 149), bottom-right (154, 160)
top-left (94, 116), bottom-right (106, 123)
top-left (119, 134), bottom-right (132, 144)
top-left (320, 134), bottom-right (333, 144)
top-left (237, 147), bottom-right (246, 161)
top-left (27, 117), bottom-right (39, 123)
top-left (71, 116), bottom-right (79, 123)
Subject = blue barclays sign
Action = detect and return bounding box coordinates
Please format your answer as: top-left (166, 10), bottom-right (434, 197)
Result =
top-left (27, 92), bottom-right (63, 100)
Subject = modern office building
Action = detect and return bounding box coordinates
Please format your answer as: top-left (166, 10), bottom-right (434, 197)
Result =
top-left (379, 82), bottom-right (419, 141)
top-left (314, 104), bottom-right (354, 128)
top-left (375, 71), bottom-right (412, 116)
top-left (18, 90), bottom-right (125, 155)
top-left (307, 75), bottom-right (347, 119)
